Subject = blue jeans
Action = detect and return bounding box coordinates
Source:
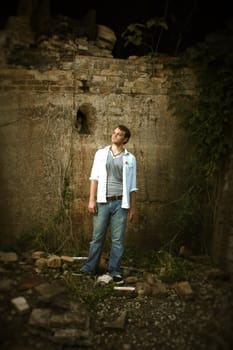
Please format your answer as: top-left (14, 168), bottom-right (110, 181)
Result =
top-left (81, 200), bottom-right (128, 276)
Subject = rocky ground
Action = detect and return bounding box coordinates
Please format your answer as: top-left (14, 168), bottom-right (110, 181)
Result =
top-left (0, 250), bottom-right (233, 350)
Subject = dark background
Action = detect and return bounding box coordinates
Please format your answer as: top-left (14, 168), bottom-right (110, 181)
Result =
top-left (0, 0), bottom-right (232, 57)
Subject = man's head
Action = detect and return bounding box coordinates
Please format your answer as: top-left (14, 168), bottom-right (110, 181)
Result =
top-left (117, 125), bottom-right (131, 144)
top-left (111, 125), bottom-right (131, 146)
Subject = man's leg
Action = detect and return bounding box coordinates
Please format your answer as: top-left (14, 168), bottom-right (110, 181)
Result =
top-left (81, 203), bottom-right (110, 274)
top-left (108, 200), bottom-right (128, 276)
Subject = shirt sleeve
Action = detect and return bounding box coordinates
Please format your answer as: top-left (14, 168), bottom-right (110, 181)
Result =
top-left (89, 151), bottom-right (99, 181)
top-left (130, 157), bottom-right (138, 192)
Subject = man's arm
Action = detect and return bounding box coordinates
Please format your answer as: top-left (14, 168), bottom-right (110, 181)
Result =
top-left (88, 180), bottom-right (98, 214)
top-left (128, 191), bottom-right (136, 221)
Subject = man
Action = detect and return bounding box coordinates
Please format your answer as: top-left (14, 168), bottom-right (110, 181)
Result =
top-left (80, 125), bottom-right (137, 285)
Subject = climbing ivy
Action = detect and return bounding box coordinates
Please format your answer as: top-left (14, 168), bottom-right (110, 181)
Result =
top-left (121, 17), bottom-right (233, 254)
top-left (168, 20), bottom-right (233, 253)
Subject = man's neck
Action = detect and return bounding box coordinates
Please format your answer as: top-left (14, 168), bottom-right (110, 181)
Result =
top-left (111, 144), bottom-right (124, 153)
top-left (110, 144), bottom-right (124, 157)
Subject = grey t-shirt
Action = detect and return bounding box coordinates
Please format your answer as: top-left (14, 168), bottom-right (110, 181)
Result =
top-left (106, 150), bottom-right (123, 196)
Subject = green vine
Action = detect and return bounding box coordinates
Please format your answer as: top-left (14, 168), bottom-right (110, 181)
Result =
top-left (53, 176), bottom-right (72, 225)
top-left (168, 20), bottom-right (233, 253)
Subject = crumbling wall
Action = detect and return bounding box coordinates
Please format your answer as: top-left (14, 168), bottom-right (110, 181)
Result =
top-left (0, 14), bottom-right (232, 274)
top-left (0, 53), bottom-right (194, 252)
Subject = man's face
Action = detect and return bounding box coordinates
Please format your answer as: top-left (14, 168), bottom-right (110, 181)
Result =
top-left (111, 128), bottom-right (127, 145)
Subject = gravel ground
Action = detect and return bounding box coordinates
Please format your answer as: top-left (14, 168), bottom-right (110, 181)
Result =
top-left (1, 252), bottom-right (233, 350)
top-left (87, 267), bottom-right (233, 350)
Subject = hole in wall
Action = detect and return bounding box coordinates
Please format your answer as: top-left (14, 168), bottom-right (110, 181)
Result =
top-left (80, 80), bottom-right (90, 92)
top-left (74, 103), bottom-right (95, 134)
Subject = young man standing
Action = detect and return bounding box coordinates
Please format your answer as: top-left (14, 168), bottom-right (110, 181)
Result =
top-left (80, 125), bottom-right (137, 284)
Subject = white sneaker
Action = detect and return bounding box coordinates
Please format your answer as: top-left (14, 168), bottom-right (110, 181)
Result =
top-left (96, 273), bottom-right (113, 285)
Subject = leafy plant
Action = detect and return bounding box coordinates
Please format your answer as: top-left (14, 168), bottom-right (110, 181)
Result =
top-left (155, 250), bottom-right (193, 283)
top-left (63, 272), bottom-right (113, 307)
top-left (123, 246), bottom-right (192, 282)
top-left (121, 17), bottom-right (168, 56)
top-left (168, 20), bottom-right (233, 253)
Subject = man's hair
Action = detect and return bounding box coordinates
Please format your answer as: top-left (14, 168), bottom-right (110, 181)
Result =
top-left (118, 125), bottom-right (131, 144)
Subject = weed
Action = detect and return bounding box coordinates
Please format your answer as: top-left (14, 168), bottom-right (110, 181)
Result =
top-left (63, 272), bottom-right (113, 307)
top-left (123, 246), bottom-right (193, 283)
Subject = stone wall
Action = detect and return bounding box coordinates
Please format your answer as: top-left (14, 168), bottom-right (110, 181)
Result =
top-left (0, 53), bottom-right (194, 253)
top-left (1, 49), bottom-right (233, 275)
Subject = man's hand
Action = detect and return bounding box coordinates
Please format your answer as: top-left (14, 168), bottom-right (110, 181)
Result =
top-left (88, 199), bottom-right (97, 214)
top-left (128, 208), bottom-right (136, 222)
top-left (128, 191), bottom-right (136, 221)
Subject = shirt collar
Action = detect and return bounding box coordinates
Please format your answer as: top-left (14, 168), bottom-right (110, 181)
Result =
top-left (106, 145), bottom-right (129, 154)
